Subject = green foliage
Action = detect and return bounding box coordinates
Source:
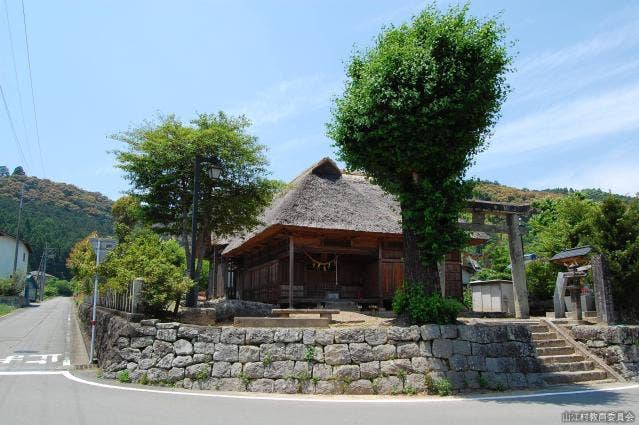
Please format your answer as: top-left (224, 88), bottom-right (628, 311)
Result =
top-left (392, 282), bottom-right (464, 324)
top-left (525, 260), bottom-right (559, 300)
top-left (112, 112), bottom-right (282, 271)
top-left (12, 166), bottom-right (25, 176)
top-left (425, 374), bottom-right (452, 396)
top-left (66, 232), bottom-right (98, 294)
top-left (138, 373), bottom-right (150, 385)
top-left (112, 195), bottom-right (143, 241)
top-left (478, 375), bottom-right (488, 389)
top-left (462, 285), bottom-right (472, 309)
top-left (100, 228), bottom-right (193, 316)
top-left (0, 166), bottom-right (9, 177)
top-left (328, 5), bottom-right (511, 289)
top-left (474, 238), bottom-right (512, 281)
top-left (43, 278), bottom-right (74, 298)
top-left (116, 370), bottom-right (131, 383)
top-left (304, 345), bottom-right (316, 362)
top-left (0, 175), bottom-right (112, 278)
top-left (591, 197), bottom-right (639, 322)
top-left (0, 273), bottom-right (25, 296)
top-left (194, 369), bottom-right (209, 382)
top-left (0, 304), bottom-right (16, 317)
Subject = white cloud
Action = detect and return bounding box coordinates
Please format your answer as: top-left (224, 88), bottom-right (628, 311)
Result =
top-left (487, 82), bottom-right (639, 156)
top-left (230, 75), bottom-right (340, 127)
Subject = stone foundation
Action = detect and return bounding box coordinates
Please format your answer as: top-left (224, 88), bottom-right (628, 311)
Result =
top-left (80, 304), bottom-right (549, 394)
top-left (569, 325), bottom-right (639, 381)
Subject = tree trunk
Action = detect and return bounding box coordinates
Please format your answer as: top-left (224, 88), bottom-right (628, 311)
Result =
top-left (402, 225), bottom-right (440, 295)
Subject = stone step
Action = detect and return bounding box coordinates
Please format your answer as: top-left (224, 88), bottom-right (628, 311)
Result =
top-left (532, 332), bottom-right (558, 341)
top-left (541, 370), bottom-right (608, 385)
top-left (534, 338), bottom-right (568, 348)
top-left (529, 324), bottom-right (549, 333)
top-left (539, 354), bottom-right (586, 364)
top-left (536, 346), bottom-right (575, 356)
top-left (542, 361), bottom-right (596, 373)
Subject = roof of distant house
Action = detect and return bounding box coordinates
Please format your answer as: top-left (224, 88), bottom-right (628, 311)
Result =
top-left (0, 230), bottom-right (33, 253)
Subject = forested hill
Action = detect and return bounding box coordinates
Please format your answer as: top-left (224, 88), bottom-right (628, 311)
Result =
top-left (0, 173), bottom-right (113, 278)
top-left (473, 181), bottom-right (634, 204)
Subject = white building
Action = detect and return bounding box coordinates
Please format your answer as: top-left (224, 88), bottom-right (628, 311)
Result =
top-left (0, 231), bottom-right (32, 279)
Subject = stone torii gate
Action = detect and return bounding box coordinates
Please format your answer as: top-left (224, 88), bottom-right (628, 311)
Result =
top-left (460, 200), bottom-right (532, 319)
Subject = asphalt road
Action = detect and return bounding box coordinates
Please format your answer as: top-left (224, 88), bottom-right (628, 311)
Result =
top-left (0, 298), bottom-right (637, 425)
top-left (0, 297), bottom-right (87, 371)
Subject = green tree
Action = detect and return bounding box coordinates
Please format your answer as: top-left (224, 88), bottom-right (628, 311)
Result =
top-left (112, 112), bottom-right (281, 279)
top-left (591, 196), bottom-right (639, 322)
top-left (66, 232), bottom-right (97, 294)
top-left (0, 166), bottom-right (9, 177)
top-left (328, 5), bottom-right (511, 293)
top-left (100, 228), bottom-right (193, 316)
top-left (112, 195), bottom-right (142, 241)
top-left (12, 166), bottom-right (25, 176)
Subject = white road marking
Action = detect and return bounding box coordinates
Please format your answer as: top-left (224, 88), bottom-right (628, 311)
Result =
top-left (0, 371), bottom-right (65, 376)
top-left (63, 308), bottom-right (71, 367)
top-left (59, 371), bottom-right (639, 404)
top-left (0, 354), bottom-right (62, 365)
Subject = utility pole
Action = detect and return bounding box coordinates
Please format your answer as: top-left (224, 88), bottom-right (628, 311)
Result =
top-left (12, 183), bottom-right (25, 275)
top-left (40, 243), bottom-right (49, 302)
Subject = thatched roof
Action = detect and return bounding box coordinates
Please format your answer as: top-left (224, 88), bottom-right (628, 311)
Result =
top-left (222, 157), bottom-right (489, 256)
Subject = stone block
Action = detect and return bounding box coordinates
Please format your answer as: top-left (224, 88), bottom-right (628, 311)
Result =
top-left (116, 337), bottom-right (130, 348)
top-left (229, 362), bottom-right (242, 377)
top-left (138, 357), bottom-right (157, 370)
top-left (324, 344), bottom-right (351, 365)
top-left (146, 368), bottom-right (168, 382)
top-left (197, 327), bottom-right (221, 343)
top-left (293, 361), bottom-right (312, 377)
top-left (485, 357), bottom-right (515, 373)
top-left (263, 360), bottom-right (295, 379)
top-left (285, 343), bottom-right (306, 361)
top-left (274, 378), bottom-right (298, 394)
top-left (243, 362), bottom-right (265, 379)
top-left (440, 325), bottom-right (458, 339)
top-left (120, 347), bottom-right (142, 362)
top-left (360, 361), bottom-right (380, 379)
top-left (335, 328), bottom-right (365, 343)
top-left (420, 324), bottom-right (441, 340)
top-left (167, 367), bottom-right (184, 382)
top-left (397, 342), bottom-right (420, 359)
top-left (314, 329), bottom-right (335, 345)
top-left (274, 329), bottom-right (302, 343)
top-left (380, 359), bottom-right (412, 375)
top-left (452, 340), bottom-right (471, 355)
top-left (140, 319), bottom-right (159, 326)
top-left (464, 370), bottom-right (480, 389)
top-left (239, 345), bottom-right (260, 363)
top-left (405, 373), bottom-right (426, 392)
top-left (481, 371), bottom-right (509, 390)
top-left (152, 340), bottom-right (174, 357)
top-left (156, 329), bottom-right (177, 342)
top-left (364, 328), bottom-right (387, 346)
top-left (419, 340), bottom-right (432, 357)
top-left (173, 339), bottom-right (194, 356)
top-left (138, 326), bottom-right (157, 336)
top-left (448, 354), bottom-right (468, 372)
top-left (156, 322), bottom-right (180, 329)
top-left (248, 378), bottom-right (274, 393)
top-left (156, 353), bottom-right (174, 369)
top-left (193, 353), bottom-right (212, 363)
top-left (220, 328), bottom-right (245, 344)
top-left (185, 363), bottom-right (211, 379)
top-left (171, 355), bottom-right (194, 368)
top-left (260, 343), bottom-right (287, 361)
top-left (446, 371), bottom-right (466, 390)
top-left (372, 344), bottom-right (396, 361)
top-left (245, 328), bottom-right (274, 344)
top-left (334, 365), bottom-right (360, 381)
top-left (302, 329), bottom-right (316, 344)
top-left (388, 326), bottom-right (420, 341)
top-left (217, 378), bottom-right (246, 392)
top-left (471, 343), bottom-right (487, 357)
top-left (211, 361), bottom-right (231, 378)
top-left (507, 373), bottom-right (527, 389)
top-left (313, 363), bottom-right (333, 380)
top-left (130, 336), bottom-right (154, 349)
top-left (314, 380), bottom-right (339, 395)
top-left (432, 339), bottom-right (453, 358)
top-left (349, 343), bottom-right (374, 363)
top-left (213, 343), bottom-right (238, 362)
top-left (467, 356), bottom-right (486, 372)
top-left (193, 342), bottom-right (216, 355)
top-left (373, 376), bottom-right (403, 394)
top-left (346, 379), bottom-right (374, 395)
top-left (177, 326), bottom-right (200, 340)
top-left (507, 325), bottom-right (531, 342)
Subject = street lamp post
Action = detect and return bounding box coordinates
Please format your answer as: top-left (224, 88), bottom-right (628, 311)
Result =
top-left (185, 156), bottom-right (221, 308)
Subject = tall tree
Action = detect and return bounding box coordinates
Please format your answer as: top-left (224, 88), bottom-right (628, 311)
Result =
top-left (12, 166), bottom-right (25, 176)
top-left (112, 112), bottom-right (281, 277)
top-left (328, 5), bottom-right (511, 293)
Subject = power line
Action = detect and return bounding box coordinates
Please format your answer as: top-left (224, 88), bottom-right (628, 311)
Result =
top-left (3, 0), bottom-right (33, 167)
top-left (0, 82), bottom-right (29, 169)
top-left (20, 0), bottom-right (45, 177)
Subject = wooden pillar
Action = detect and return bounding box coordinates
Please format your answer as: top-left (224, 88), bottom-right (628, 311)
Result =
top-left (289, 237), bottom-right (294, 308)
top-left (506, 214), bottom-right (529, 319)
top-left (377, 240), bottom-right (383, 305)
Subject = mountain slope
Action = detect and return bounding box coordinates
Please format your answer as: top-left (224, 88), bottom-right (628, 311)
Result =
top-left (0, 174), bottom-right (113, 278)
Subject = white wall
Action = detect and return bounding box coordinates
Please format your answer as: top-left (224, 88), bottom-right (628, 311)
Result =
top-left (0, 235), bottom-right (30, 279)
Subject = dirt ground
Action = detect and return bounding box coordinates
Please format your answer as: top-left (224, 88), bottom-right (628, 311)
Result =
top-left (289, 310), bottom-right (398, 327)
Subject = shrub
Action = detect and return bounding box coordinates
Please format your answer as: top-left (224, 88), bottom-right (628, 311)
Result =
top-left (116, 370), bottom-right (131, 383)
top-left (44, 278), bottom-right (74, 298)
top-left (0, 274), bottom-right (25, 296)
top-left (392, 282), bottom-right (464, 324)
top-left (0, 304), bottom-right (16, 317)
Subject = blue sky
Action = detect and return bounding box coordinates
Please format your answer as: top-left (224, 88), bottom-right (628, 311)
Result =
top-left (2, 0), bottom-right (638, 200)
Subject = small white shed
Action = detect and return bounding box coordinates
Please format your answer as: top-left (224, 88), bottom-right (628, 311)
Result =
top-left (470, 280), bottom-right (515, 315)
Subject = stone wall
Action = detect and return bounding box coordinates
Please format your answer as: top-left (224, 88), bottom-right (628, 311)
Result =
top-left (80, 304), bottom-right (547, 395)
top-left (570, 325), bottom-right (639, 381)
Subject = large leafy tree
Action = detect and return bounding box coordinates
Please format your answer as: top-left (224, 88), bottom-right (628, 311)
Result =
top-left (112, 112), bottom-right (281, 277)
top-left (328, 6), bottom-right (511, 293)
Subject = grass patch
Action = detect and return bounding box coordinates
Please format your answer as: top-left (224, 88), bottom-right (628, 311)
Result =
top-left (0, 304), bottom-right (16, 317)
top-left (116, 370), bottom-right (131, 383)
